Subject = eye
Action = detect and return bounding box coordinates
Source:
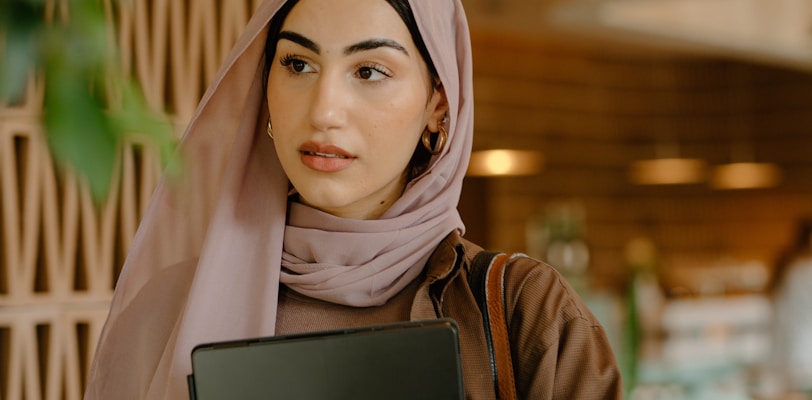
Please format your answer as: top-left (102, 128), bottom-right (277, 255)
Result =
top-left (356, 64), bottom-right (391, 81)
top-left (280, 54), bottom-right (314, 74)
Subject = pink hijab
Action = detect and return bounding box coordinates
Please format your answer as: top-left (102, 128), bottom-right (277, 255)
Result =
top-left (85, 0), bottom-right (473, 398)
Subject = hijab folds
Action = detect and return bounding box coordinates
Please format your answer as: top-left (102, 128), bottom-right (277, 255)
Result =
top-left (85, 0), bottom-right (474, 398)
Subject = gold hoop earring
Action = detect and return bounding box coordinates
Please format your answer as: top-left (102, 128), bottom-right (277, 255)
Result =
top-left (267, 120), bottom-right (274, 139)
top-left (422, 125), bottom-right (447, 155)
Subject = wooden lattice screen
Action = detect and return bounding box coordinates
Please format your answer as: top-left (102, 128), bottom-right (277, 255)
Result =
top-left (0, 1), bottom-right (263, 398)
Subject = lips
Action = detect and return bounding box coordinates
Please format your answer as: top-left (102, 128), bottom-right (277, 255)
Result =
top-left (299, 141), bottom-right (355, 172)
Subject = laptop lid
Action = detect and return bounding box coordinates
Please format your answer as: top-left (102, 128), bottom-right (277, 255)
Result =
top-left (187, 318), bottom-right (464, 400)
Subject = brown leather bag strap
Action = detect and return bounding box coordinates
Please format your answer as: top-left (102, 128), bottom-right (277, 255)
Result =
top-left (469, 251), bottom-right (517, 400)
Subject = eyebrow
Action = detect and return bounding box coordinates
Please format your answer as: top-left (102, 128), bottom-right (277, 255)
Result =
top-left (278, 31), bottom-right (409, 57)
top-left (344, 39), bottom-right (408, 56)
top-left (279, 31), bottom-right (320, 53)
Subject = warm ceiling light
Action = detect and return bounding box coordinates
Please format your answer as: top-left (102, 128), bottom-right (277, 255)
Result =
top-left (710, 162), bottom-right (782, 189)
top-left (467, 149), bottom-right (544, 177)
top-left (629, 158), bottom-right (707, 185)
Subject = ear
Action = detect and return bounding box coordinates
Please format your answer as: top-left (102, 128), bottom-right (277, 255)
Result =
top-left (425, 85), bottom-right (450, 132)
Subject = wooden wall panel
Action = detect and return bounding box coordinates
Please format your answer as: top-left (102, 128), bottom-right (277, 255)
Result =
top-left (467, 29), bottom-right (812, 292)
top-left (0, 1), bottom-right (261, 398)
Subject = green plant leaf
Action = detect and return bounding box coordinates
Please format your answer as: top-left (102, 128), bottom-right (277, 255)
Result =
top-left (44, 65), bottom-right (118, 200)
top-left (3, 0), bottom-right (179, 201)
top-left (110, 80), bottom-right (179, 178)
top-left (0, 0), bottom-right (42, 101)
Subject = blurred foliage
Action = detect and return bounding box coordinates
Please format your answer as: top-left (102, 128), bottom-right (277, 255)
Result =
top-left (0, 0), bottom-right (178, 200)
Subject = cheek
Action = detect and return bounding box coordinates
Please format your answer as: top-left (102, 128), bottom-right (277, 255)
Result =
top-left (377, 99), bottom-right (428, 156)
top-left (370, 119), bottom-right (423, 166)
top-left (266, 86), bottom-right (287, 121)
top-left (375, 91), bottom-right (429, 134)
top-left (267, 90), bottom-right (304, 144)
top-left (266, 69), bottom-right (298, 117)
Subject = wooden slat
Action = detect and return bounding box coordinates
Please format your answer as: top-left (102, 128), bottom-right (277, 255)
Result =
top-left (0, 1), bottom-right (258, 398)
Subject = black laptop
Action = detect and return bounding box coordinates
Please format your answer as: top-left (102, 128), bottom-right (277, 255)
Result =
top-left (187, 318), bottom-right (464, 400)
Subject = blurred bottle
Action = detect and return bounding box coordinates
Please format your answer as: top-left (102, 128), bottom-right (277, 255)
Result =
top-left (526, 200), bottom-right (590, 292)
top-left (626, 237), bottom-right (664, 339)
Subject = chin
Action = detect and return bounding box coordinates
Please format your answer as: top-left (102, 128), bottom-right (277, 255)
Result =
top-left (298, 190), bottom-right (353, 211)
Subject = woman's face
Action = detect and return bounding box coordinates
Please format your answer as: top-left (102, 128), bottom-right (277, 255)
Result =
top-left (266, 0), bottom-right (448, 220)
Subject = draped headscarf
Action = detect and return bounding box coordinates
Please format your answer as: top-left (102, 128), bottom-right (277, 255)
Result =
top-left (85, 0), bottom-right (473, 398)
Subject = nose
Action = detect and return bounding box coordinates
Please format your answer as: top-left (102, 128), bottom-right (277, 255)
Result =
top-left (308, 70), bottom-right (348, 132)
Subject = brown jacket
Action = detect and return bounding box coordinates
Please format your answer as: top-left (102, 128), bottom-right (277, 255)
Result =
top-left (89, 231), bottom-right (622, 399)
top-left (413, 232), bottom-right (623, 399)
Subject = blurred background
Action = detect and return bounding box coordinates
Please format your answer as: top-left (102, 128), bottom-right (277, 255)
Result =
top-left (2, 0), bottom-right (812, 399)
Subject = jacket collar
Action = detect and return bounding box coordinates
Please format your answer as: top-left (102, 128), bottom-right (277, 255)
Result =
top-left (410, 230), bottom-right (482, 320)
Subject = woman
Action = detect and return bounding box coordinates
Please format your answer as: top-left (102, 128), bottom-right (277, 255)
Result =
top-left (85, 0), bottom-right (622, 399)
top-left (772, 220), bottom-right (812, 393)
